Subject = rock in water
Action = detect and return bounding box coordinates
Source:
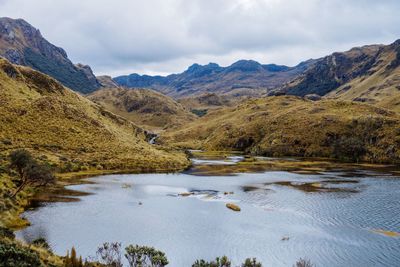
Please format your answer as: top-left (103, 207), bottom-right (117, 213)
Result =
top-left (226, 203), bottom-right (241, 212)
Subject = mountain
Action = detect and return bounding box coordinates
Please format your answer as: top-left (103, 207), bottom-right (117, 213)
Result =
top-left (273, 40), bottom-right (400, 112)
top-left (0, 17), bottom-right (100, 93)
top-left (87, 87), bottom-right (196, 130)
top-left (96, 75), bottom-right (119, 88)
top-left (0, 58), bottom-right (188, 171)
top-left (161, 96), bottom-right (400, 163)
top-left (114, 60), bottom-right (315, 98)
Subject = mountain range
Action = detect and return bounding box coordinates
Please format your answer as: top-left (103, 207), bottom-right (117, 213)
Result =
top-left (2, 16), bottom-right (399, 109)
top-left (114, 60), bottom-right (315, 98)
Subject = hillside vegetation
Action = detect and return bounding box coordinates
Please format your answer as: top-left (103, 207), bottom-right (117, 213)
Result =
top-left (0, 58), bottom-right (189, 172)
top-left (326, 40), bottom-right (400, 112)
top-left (88, 87), bottom-right (196, 130)
top-left (161, 96), bottom-right (400, 163)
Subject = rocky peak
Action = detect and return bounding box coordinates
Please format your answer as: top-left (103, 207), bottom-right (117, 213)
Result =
top-left (0, 17), bottom-right (100, 93)
top-left (227, 60), bottom-right (264, 72)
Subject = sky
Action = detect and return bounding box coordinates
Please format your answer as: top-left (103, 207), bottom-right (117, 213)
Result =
top-left (0, 0), bottom-right (399, 76)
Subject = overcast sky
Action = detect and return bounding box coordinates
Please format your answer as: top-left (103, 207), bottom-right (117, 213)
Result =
top-left (0, 0), bottom-right (399, 76)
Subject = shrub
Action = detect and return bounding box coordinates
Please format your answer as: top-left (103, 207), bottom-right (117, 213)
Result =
top-left (242, 258), bottom-right (262, 267)
top-left (125, 245), bottom-right (168, 267)
top-left (0, 240), bottom-right (42, 267)
top-left (0, 226), bottom-right (15, 239)
top-left (192, 256), bottom-right (231, 267)
top-left (95, 242), bottom-right (122, 267)
top-left (333, 136), bottom-right (366, 162)
top-left (293, 258), bottom-right (314, 267)
top-left (32, 238), bottom-right (51, 251)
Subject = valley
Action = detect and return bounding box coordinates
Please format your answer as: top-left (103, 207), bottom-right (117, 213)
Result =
top-left (0, 15), bottom-right (400, 267)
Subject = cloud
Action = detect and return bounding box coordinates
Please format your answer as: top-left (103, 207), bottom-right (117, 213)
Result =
top-left (0, 0), bottom-right (399, 75)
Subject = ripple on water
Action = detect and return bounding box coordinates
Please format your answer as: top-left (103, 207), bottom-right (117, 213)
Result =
top-left (15, 158), bottom-right (400, 267)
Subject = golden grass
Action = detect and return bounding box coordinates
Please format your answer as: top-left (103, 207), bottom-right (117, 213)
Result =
top-left (0, 58), bottom-right (190, 172)
top-left (161, 96), bottom-right (400, 163)
top-left (87, 87), bottom-right (196, 131)
top-left (326, 45), bottom-right (400, 113)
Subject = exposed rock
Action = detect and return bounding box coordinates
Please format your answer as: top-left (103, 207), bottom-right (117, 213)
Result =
top-left (304, 94), bottom-right (322, 101)
top-left (114, 59), bottom-right (315, 98)
top-left (0, 17), bottom-right (100, 93)
top-left (226, 203), bottom-right (241, 212)
top-left (97, 75), bottom-right (119, 88)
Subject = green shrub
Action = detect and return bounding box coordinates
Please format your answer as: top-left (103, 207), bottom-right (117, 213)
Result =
top-left (192, 256), bottom-right (231, 267)
top-left (242, 258), bottom-right (262, 267)
top-left (125, 245), bottom-right (168, 267)
top-left (32, 238), bottom-right (51, 251)
top-left (0, 240), bottom-right (43, 267)
top-left (0, 226), bottom-right (15, 239)
top-left (333, 136), bottom-right (366, 162)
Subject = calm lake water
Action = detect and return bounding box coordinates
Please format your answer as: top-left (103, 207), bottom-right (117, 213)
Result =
top-left (17, 155), bottom-right (400, 266)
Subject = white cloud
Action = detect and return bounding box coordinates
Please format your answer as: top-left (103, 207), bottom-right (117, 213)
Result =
top-left (0, 0), bottom-right (399, 76)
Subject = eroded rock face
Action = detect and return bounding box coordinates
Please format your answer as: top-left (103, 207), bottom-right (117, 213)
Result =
top-left (0, 17), bottom-right (100, 93)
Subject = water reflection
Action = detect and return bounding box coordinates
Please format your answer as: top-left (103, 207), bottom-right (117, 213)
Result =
top-left (16, 153), bottom-right (400, 267)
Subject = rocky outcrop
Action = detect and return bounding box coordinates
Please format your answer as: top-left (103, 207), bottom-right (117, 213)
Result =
top-left (0, 17), bottom-right (100, 93)
top-left (96, 75), bottom-right (119, 88)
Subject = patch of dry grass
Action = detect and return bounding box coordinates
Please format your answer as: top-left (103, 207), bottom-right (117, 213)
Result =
top-left (0, 58), bottom-right (190, 172)
top-left (161, 96), bottom-right (400, 163)
top-left (87, 87), bottom-right (196, 131)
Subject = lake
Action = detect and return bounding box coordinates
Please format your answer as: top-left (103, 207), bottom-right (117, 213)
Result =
top-left (16, 154), bottom-right (400, 266)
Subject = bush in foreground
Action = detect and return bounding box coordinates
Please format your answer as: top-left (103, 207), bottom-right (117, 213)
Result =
top-left (0, 240), bottom-right (42, 267)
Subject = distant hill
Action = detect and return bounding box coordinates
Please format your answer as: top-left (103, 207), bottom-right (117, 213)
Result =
top-left (87, 87), bottom-right (196, 130)
top-left (273, 40), bottom-right (400, 112)
top-left (114, 60), bottom-right (315, 98)
top-left (178, 93), bottom-right (234, 110)
top-left (0, 58), bottom-right (188, 171)
top-left (161, 96), bottom-right (400, 163)
top-left (0, 17), bottom-right (100, 93)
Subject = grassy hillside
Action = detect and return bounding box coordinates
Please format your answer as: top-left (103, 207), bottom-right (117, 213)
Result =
top-left (161, 96), bottom-right (400, 163)
top-left (326, 41), bottom-right (400, 112)
top-left (273, 40), bottom-right (400, 115)
top-left (88, 87), bottom-right (196, 130)
top-left (177, 93), bottom-right (236, 117)
top-left (0, 58), bottom-right (189, 172)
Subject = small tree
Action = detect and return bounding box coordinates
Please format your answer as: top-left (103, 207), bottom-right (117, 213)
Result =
top-left (96, 242), bottom-right (123, 267)
top-left (125, 245), bottom-right (168, 267)
top-left (242, 258), bottom-right (262, 267)
top-left (9, 150), bottom-right (55, 197)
